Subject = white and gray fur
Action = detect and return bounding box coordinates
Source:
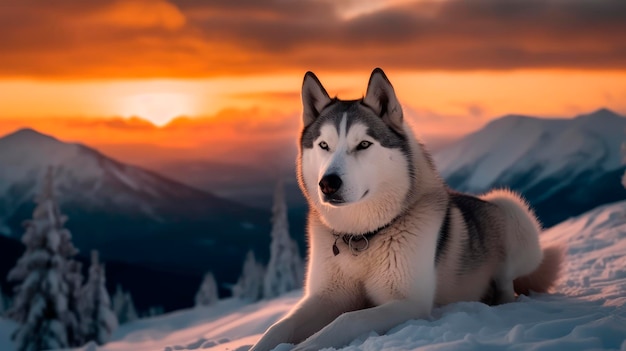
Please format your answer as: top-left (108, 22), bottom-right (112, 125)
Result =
top-left (250, 68), bottom-right (563, 351)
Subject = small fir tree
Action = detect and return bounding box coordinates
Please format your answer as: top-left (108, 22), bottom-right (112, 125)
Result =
top-left (79, 251), bottom-right (118, 345)
top-left (263, 180), bottom-right (304, 299)
top-left (112, 285), bottom-right (138, 325)
top-left (232, 250), bottom-right (265, 301)
top-left (6, 168), bottom-right (75, 351)
top-left (194, 272), bottom-right (219, 307)
top-left (112, 285), bottom-right (125, 322)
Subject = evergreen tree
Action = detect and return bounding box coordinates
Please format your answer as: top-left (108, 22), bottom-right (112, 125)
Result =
top-left (194, 272), bottom-right (219, 307)
top-left (60, 249), bottom-right (84, 346)
top-left (263, 180), bottom-right (304, 299)
top-left (79, 250), bottom-right (118, 345)
top-left (232, 250), bottom-right (265, 301)
top-left (112, 285), bottom-right (125, 322)
top-left (6, 168), bottom-right (76, 351)
top-left (123, 292), bottom-right (138, 322)
top-left (112, 285), bottom-right (138, 325)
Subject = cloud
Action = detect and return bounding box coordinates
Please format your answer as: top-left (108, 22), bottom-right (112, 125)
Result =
top-left (64, 117), bottom-right (158, 130)
top-left (84, 0), bottom-right (186, 30)
top-left (0, 0), bottom-right (624, 78)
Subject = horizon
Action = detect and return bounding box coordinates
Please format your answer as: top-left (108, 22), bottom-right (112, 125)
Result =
top-left (1, 106), bottom-right (623, 169)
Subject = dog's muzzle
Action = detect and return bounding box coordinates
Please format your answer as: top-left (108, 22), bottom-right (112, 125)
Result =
top-left (319, 174), bottom-right (344, 204)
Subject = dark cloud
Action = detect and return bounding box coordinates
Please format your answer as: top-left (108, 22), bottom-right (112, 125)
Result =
top-left (0, 0), bottom-right (624, 78)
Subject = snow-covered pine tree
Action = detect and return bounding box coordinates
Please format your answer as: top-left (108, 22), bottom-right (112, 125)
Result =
top-left (6, 167), bottom-right (75, 351)
top-left (194, 272), bottom-right (219, 307)
top-left (232, 250), bottom-right (265, 301)
top-left (112, 285), bottom-right (125, 322)
top-left (113, 285), bottom-right (138, 325)
top-left (80, 250), bottom-right (118, 345)
top-left (62, 259), bottom-right (84, 347)
top-left (122, 292), bottom-right (138, 322)
top-left (263, 179), bottom-right (305, 299)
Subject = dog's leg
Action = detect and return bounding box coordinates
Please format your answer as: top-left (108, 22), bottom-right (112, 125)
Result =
top-left (493, 276), bottom-right (516, 304)
top-left (292, 299), bottom-right (431, 351)
top-left (249, 295), bottom-right (347, 351)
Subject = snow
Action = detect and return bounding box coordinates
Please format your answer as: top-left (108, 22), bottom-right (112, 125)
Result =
top-left (0, 129), bottom-right (101, 195)
top-left (0, 200), bottom-right (615, 351)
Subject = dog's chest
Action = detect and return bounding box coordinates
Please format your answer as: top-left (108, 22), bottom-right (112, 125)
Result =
top-left (333, 232), bottom-right (417, 302)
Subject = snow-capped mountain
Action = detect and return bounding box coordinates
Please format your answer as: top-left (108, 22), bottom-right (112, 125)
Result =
top-left (434, 108), bottom-right (626, 226)
top-left (0, 128), bottom-right (272, 311)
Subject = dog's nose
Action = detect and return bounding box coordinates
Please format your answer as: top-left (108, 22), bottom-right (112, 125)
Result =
top-left (319, 174), bottom-right (342, 195)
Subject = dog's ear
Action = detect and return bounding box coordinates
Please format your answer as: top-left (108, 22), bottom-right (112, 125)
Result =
top-left (302, 71), bottom-right (331, 127)
top-left (364, 68), bottom-right (403, 134)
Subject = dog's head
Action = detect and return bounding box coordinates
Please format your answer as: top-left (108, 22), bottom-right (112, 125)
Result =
top-left (297, 68), bottom-right (414, 234)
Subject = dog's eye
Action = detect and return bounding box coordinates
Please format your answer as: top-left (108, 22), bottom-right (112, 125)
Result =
top-left (319, 141), bottom-right (329, 151)
top-left (356, 141), bottom-right (373, 150)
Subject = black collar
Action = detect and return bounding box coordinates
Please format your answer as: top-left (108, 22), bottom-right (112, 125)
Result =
top-left (331, 220), bottom-right (396, 256)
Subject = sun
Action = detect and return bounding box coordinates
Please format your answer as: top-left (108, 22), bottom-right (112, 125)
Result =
top-left (120, 92), bottom-right (196, 126)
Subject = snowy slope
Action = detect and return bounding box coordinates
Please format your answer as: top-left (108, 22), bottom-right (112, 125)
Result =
top-left (434, 108), bottom-right (626, 226)
top-left (41, 200), bottom-right (626, 351)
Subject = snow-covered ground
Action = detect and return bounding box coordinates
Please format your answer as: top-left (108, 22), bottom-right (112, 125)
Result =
top-left (3, 200), bottom-right (626, 351)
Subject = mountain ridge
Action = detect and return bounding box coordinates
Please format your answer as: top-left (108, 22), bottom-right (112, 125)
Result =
top-left (433, 108), bottom-right (626, 226)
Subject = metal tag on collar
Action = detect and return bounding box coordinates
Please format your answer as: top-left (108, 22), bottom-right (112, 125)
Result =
top-left (348, 235), bottom-right (369, 256)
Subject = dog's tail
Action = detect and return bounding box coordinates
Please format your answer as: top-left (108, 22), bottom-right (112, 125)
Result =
top-left (513, 245), bottom-right (564, 295)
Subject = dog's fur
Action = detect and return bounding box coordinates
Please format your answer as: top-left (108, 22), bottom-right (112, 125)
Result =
top-left (250, 68), bottom-right (563, 351)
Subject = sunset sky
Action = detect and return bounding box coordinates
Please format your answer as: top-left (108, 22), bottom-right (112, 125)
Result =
top-left (1, 0), bottom-right (625, 164)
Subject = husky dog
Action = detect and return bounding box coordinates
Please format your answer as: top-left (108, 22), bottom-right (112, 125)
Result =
top-left (250, 68), bottom-right (562, 351)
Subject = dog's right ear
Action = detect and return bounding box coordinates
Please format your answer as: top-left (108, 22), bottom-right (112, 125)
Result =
top-left (302, 71), bottom-right (331, 127)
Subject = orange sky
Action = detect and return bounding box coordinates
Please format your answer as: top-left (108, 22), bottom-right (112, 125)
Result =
top-left (0, 0), bottom-right (625, 163)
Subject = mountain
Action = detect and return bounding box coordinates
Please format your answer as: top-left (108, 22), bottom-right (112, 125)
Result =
top-left (0, 128), bottom-right (274, 311)
top-left (434, 108), bottom-right (626, 226)
top-left (146, 160), bottom-right (303, 209)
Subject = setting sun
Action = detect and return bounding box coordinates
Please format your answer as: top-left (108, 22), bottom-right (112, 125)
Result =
top-left (118, 92), bottom-right (196, 126)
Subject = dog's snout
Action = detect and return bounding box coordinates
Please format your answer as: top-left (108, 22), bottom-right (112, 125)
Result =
top-left (319, 174), bottom-right (342, 196)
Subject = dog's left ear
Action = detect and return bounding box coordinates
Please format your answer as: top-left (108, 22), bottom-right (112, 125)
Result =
top-left (364, 68), bottom-right (403, 134)
top-left (302, 71), bottom-right (331, 128)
